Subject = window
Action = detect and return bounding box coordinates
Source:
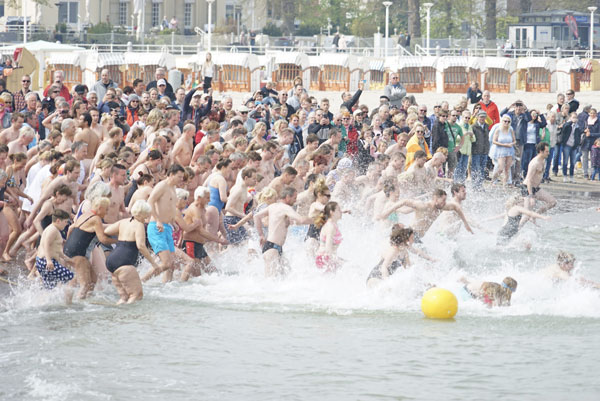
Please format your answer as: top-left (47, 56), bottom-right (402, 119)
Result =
top-left (58, 1), bottom-right (78, 24)
top-left (0, 1), bottom-right (4, 18)
top-left (152, 2), bottom-right (160, 28)
top-left (184, 3), bottom-right (192, 28)
top-left (119, 1), bottom-right (128, 26)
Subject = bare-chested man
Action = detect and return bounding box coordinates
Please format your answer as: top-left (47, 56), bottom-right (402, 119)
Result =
top-left (91, 127), bottom-right (123, 171)
top-left (522, 142), bottom-right (557, 214)
top-left (223, 167), bottom-right (257, 245)
top-left (384, 188), bottom-right (474, 242)
top-left (0, 113), bottom-right (24, 145)
top-left (171, 123), bottom-right (195, 167)
top-left (397, 150), bottom-right (429, 194)
top-left (74, 112), bottom-right (100, 158)
top-left (269, 166), bottom-right (298, 196)
top-left (142, 164), bottom-right (201, 283)
top-left (256, 141), bottom-right (278, 191)
top-left (292, 134), bottom-right (319, 168)
top-left (180, 186), bottom-right (229, 282)
top-left (7, 126), bottom-right (35, 156)
top-left (57, 118), bottom-right (77, 154)
top-left (253, 187), bottom-right (312, 276)
top-left (382, 151), bottom-right (406, 179)
top-left (105, 164), bottom-right (127, 224)
top-left (89, 109), bottom-right (103, 140)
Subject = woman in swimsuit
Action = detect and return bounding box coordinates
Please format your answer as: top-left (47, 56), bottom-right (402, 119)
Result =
top-left (204, 158), bottom-right (231, 239)
top-left (104, 200), bottom-right (159, 304)
top-left (315, 201), bottom-right (344, 272)
top-left (2, 153), bottom-right (34, 262)
top-left (63, 197), bottom-right (117, 299)
top-left (88, 158), bottom-right (114, 186)
top-left (305, 178), bottom-right (330, 257)
top-left (126, 174), bottom-right (154, 214)
top-left (367, 225), bottom-right (414, 287)
top-left (496, 195), bottom-right (549, 245)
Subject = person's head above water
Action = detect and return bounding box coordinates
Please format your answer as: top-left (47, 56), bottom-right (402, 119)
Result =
top-left (390, 224), bottom-right (414, 246)
top-left (557, 251), bottom-right (576, 272)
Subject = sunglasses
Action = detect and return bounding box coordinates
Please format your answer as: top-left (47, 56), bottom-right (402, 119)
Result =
top-left (130, 100), bottom-right (139, 102)
top-left (323, 193), bottom-right (331, 198)
top-left (22, 80), bottom-right (31, 83)
top-left (440, 115), bottom-right (448, 118)
top-left (240, 111), bottom-right (248, 114)
top-left (416, 130), bottom-right (424, 133)
top-left (503, 120), bottom-right (511, 123)
top-left (52, 91), bottom-right (60, 93)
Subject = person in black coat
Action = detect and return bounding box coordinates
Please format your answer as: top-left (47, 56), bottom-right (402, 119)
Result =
top-left (559, 112), bottom-right (584, 181)
top-left (430, 112), bottom-right (449, 153)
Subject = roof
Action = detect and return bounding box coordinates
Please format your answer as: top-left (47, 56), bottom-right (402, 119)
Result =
top-left (438, 56), bottom-right (481, 70)
top-left (556, 56), bottom-right (583, 72)
top-left (0, 40), bottom-right (84, 53)
top-left (483, 57), bottom-right (517, 72)
top-left (124, 52), bottom-right (175, 69)
top-left (367, 59), bottom-right (385, 71)
top-left (175, 55), bottom-right (194, 69)
top-left (316, 53), bottom-right (359, 70)
top-left (517, 57), bottom-right (556, 72)
top-left (47, 52), bottom-right (84, 68)
top-left (309, 56), bottom-right (321, 68)
top-left (273, 52), bottom-right (309, 70)
top-left (97, 53), bottom-right (124, 68)
top-left (195, 52), bottom-right (260, 71)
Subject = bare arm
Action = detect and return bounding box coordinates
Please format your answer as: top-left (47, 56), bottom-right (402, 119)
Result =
top-left (446, 203), bottom-right (474, 234)
top-left (33, 202), bottom-right (53, 235)
top-left (253, 206), bottom-right (269, 243)
top-left (104, 220), bottom-right (121, 237)
top-left (93, 217), bottom-right (117, 245)
top-left (136, 223), bottom-right (159, 269)
top-left (514, 206), bottom-right (550, 220)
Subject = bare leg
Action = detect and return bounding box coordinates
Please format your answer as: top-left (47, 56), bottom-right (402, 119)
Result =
top-left (141, 250), bottom-right (172, 282)
top-left (2, 207), bottom-right (21, 262)
top-left (534, 189), bottom-right (557, 214)
top-left (9, 226), bottom-right (35, 257)
top-left (72, 256), bottom-right (93, 299)
top-left (111, 272), bottom-right (129, 304)
top-left (263, 249), bottom-right (280, 277)
top-left (503, 156), bottom-right (513, 186)
top-left (115, 266), bottom-right (143, 304)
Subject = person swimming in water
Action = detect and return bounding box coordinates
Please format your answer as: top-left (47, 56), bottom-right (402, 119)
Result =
top-left (460, 276), bottom-right (518, 307)
top-left (496, 194), bottom-right (550, 245)
top-left (367, 225), bottom-right (414, 287)
top-left (541, 251), bottom-right (600, 289)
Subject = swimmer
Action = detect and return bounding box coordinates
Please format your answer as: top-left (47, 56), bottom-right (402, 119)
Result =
top-left (63, 197), bottom-right (116, 299)
top-left (104, 200), bottom-right (159, 304)
top-left (541, 251), bottom-right (600, 288)
top-left (522, 142), bottom-right (557, 218)
top-left (460, 276), bottom-right (518, 307)
top-left (495, 194), bottom-right (549, 245)
top-left (366, 225), bottom-right (414, 287)
top-left (36, 209), bottom-right (74, 304)
top-left (253, 187), bottom-right (312, 277)
top-left (203, 158), bottom-right (231, 239)
top-left (314, 202), bottom-right (344, 272)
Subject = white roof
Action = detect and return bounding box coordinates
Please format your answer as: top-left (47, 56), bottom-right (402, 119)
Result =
top-left (0, 40), bottom-right (84, 53)
top-left (196, 52), bottom-right (260, 71)
top-left (439, 56), bottom-right (481, 70)
top-left (420, 56), bottom-right (439, 68)
top-left (124, 52), bottom-right (175, 69)
top-left (483, 57), bottom-right (517, 73)
top-left (317, 53), bottom-right (358, 70)
top-left (175, 55), bottom-right (194, 69)
top-left (517, 57), bottom-right (556, 72)
top-left (97, 53), bottom-right (124, 68)
top-left (556, 56), bottom-right (583, 72)
top-left (367, 58), bottom-right (385, 71)
top-left (309, 56), bottom-right (321, 68)
top-left (273, 52), bottom-right (309, 70)
top-left (385, 56), bottom-right (425, 71)
top-left (47, 51), bottom-right (84, 68)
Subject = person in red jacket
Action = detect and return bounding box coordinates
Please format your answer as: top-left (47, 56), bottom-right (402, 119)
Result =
top-left (479, 90), bottom-right (499, 125)
top-left (43, 70), bottom-right (71, 102)
top-left (126, 94), bottom-right (140, 126)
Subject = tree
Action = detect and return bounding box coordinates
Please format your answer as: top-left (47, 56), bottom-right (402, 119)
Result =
top-left (407, 0), bottom-right (421, 38)
top-left (485, 0), bottom-right (496, 40)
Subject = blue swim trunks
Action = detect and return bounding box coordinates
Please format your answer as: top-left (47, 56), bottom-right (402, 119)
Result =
top-left (147, 222), bottom-right (175, 254)
top-left (35, 257), bottom-right (74, 290)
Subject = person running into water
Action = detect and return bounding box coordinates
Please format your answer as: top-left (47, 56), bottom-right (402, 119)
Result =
top-left (104, 200), bottom-right (160, 304)
top-left (522, 142), bottom-right (557, 218)
top-left (495, 194), bottom-right (550, 245)
top-left (367, 225), bottom-right (414, 287)
top-left (253, 187), bottom-right (312, 277)
top-left (36, 209), bottom-right (75, 304)
top-left (314, 201), bottom-right (344, 272)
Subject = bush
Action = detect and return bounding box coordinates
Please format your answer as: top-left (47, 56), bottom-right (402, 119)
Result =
top-left (262, 22), bottom-right (282, 37)
top-left (88, 22), bottom-right (112, 34)
top-left (158, 28), bottom-right (177, 36)
top-left (297, 23), bottom-right (320, 36)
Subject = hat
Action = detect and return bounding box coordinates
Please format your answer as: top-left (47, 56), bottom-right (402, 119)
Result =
top-left (477, 111), bottom-right (487, 117)
top-left (272, 104), bottom-right (282, 110)
top-left (128, 94), bottom-right (139, 102)
top-left (157, 79), bottom-right (167, 86)
top-left (353, 109), bottom-right (363, 116)
top-left (380, 95), bottom-right (390, 101)
top-left (74, 84), bottom-right (86, 94)
top-left (238, 105), bottom-right (249, 113)
top-left (337, 157), bottom-right (353, 170)
top-left (192, 91), bottom-right (202, 98)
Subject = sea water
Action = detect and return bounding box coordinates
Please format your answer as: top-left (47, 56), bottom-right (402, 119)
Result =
top-left (1, 188), bottom-right (600, 400)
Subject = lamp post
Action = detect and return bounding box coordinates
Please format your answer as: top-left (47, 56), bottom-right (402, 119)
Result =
top-left (423, 2), bottom-right (433, 55)
top-left (207, 0), bottom-right (215, 51)
top-left (383, 1), bottom-right (392, 58)
top-left (589, 6), bottom-right (597, 58)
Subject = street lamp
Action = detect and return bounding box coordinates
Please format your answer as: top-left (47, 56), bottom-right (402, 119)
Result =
top-left (207, 0), bottom-right (215, 51)
top-left (383, 1), bottom-right (392, 58)
top-left (423, 3), bottom-right (433, 55)
top-left (589, 6), bottom-right (597, 59)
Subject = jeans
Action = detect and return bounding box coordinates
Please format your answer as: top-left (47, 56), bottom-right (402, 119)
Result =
top-left (543, 146), bottom-right (555, 179)
top-left (446, 151), bottom-right (458, 177)
top-left (521, 143), bottom-right (536, 177)
top-left (562, 145), bottom-right (577, 177)
top-left (592, 167), bottom-right (600, 180)
top-left (454, 153), bottom-right (470, 183)
top-left (581, 149), bottom-right (590, 177)
top-left (552, 144), bottom-right (563, 174)
top-left (471, 154), bottom-right (488, 188)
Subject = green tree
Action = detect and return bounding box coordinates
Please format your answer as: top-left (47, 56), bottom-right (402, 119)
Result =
top-left (407, 0), bottom-right (421, 38)
top-left (485, 0), bottom-right (496, 40)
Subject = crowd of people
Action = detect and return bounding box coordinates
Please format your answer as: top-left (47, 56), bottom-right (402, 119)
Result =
top-left (0, 54), bottom-right (597, 306)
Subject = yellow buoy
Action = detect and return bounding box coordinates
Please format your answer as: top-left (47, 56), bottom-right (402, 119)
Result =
top-left (421, 287), bottom-right (458, 319)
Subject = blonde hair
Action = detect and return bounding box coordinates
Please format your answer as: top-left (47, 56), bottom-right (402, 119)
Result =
top-left (176, 188), bottom-right (189, 200)
top-left (257, 187), bottom-right (277, 203)
top-left (131, 200), bottom-right (151, 217)
top-left (480, 277), bottom-right (517, 307)
top-left (91, 196), bottom-right (110, 211)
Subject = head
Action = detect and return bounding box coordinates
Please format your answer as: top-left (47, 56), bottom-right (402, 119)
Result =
top-left (390, 224), bottom-right (414, 247)
top-left (131, 199), bottom-right (152, 221)
top-left (413, 150), bottom-right (427, 168)
top-left (557, 251), bottom-right (576, 272)
top-left (280, 186), bottom-right (298, 206)
top-left (314, 201), bottom-right (341, 228)
top-left (450, 183), bottom-right (466, 201)
top-left (51, 209), bottom-right (71, 230)
top-left (536, 141), bottom-right (550, 159)
top-left (167, 163), bottom-right (186, 186)
top-left (91, 196), bottom-right (111, 218)
top-left (432, 189), bottom-right (447, 209)
top-left (111, 163), bottom-right (127, 185)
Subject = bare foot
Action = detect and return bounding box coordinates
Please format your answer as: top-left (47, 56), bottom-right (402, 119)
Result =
top-left (1, 253), bottom-right (12, 263)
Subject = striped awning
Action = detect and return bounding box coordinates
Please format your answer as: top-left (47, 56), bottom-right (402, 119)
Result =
top-left (582, 59), bottom-right (593, 71)
top-left (368, 59), bottom-right (385, 71)
top-left (47, 52), bottom-right (82, 67)
top-left (439, 56), bottom-right (469, 69)
top-left (124, 52), bottom-right (175, 69)
top-left (484, 57), bottom-right (516, 73)
top-left (273, 52), bottom-right (309, 70)
top-left (97, 53), bottom-right (124, 67)
top-left (517, 57), bottom-right (556, 72)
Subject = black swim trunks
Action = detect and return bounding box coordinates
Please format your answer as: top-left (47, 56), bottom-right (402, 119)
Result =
top-left (262, 240), bottom-right (283, 256)
top-left (183, 240), bottom-right (209, 260)
top-left (519, 184), bottom-right (540, 197)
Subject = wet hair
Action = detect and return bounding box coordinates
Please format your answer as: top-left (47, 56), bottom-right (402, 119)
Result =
top-left (148, 149), bottom-right (163, 160)
top-left (283, 166), bottom-right (297, 176)
top-left (383, 178), bottom-right (397, 197)
top-left (167, 163), bottom-right (185, 176)
top-left (433, 188), bottom-right (446, 198)
top-left (313, 177), bottom-right (329, 197)
top-left (241, 167), bottom-right (256, 179)
top-left (131, 199), bottom-right (151, 217)
top-left (451, 183), bottom-right (465, 195)
top-left (413, 150), bottom-right (427, 160)
top-left (536, 142), bottom-right (549, 153)
top-left (52, 209), bottom-right (70, 222)
top-left (557, 251), bottom-right (575, 265)
top-left (81, 112), bottom-right (92, 127)
top-left (390, 224), bottom-right (413, 246)
top-left (216, 158), bottom-right (232, 170)
top-left (480, 277), bottom-right (517, 307)
top-left (314, 201), bottom-right (338, 229)
top-left (304, 173), bottom-right (319, 190)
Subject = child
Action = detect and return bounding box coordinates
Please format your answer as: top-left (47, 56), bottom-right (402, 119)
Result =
top-left (460, 276), bottom-right (518, 307)
top-left (590, 138), bottom-right (600, 180)
top-left (36, 209), bottom-right (74, 304)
